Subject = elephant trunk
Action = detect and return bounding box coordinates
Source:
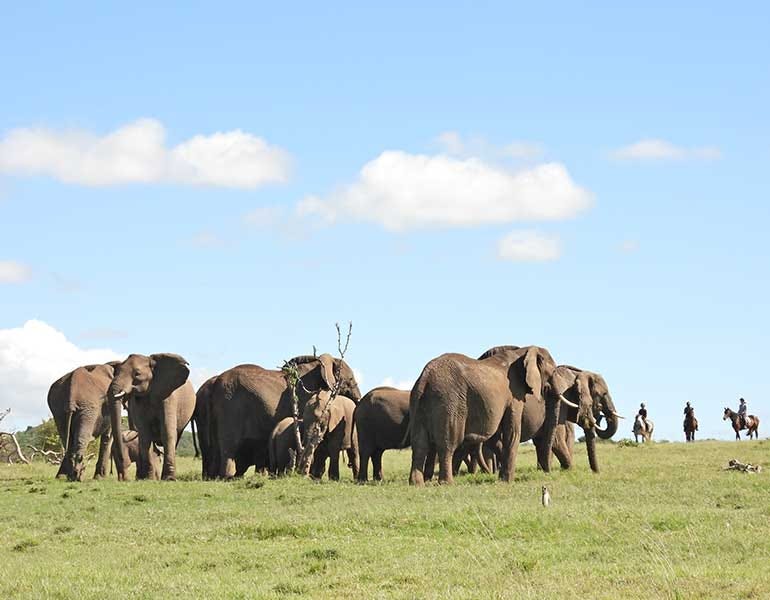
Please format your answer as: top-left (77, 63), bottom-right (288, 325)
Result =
top-left (585, 428), bottom-right (599, 473)
top-left (595, 407), bottom-right (619, 440)
top-left (109, 390), bottom-right (128, 481)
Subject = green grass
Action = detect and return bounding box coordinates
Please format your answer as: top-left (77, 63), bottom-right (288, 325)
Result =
top-left (1, 441), bottom-right (769, 599)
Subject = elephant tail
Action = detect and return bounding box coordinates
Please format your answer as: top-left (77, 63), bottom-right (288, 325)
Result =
top-left (190, 418), bottom-right (200, 459)
top-left (402, 376), bottom-right (427, 449)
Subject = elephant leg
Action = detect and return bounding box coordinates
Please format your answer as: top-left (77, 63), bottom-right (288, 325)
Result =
top-left (136, 430), bottom-right (156, 480)
top-left (499, 409), bottom-right (522, 482)
top-left (357, 445), bottom-right (371, 483)
top-left (346, 447), bottom-right (358, 479)
top-left (160, 398), bottom-right (178, 481)
top-left (93, 432), bottom-right (113, 479)
top-left (409, 425), bottom-right (430, 486)
top-left (372, 449), bottom-right (384, 481)
top-left (451, 449), bottom-right (464, 476)
top-left (328, 449), bottom-right (341, 481)
top-left (437, 446), bottom-right (455, 485)
top-left (424, 447), bottom-right (436, 481)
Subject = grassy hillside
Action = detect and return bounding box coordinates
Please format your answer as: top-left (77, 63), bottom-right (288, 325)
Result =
top-left (1, 441), bottom-right (768, 599)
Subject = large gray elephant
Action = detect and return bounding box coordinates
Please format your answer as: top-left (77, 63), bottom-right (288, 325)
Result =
top-left (48, 362), bottom-right (120, 481)
top-left (408, 345), bottom-right (576, 485)
top-left (109, 353), bottom-right (195, 481)
top-left (211, 353), bottom-right (361, 479)
top-left (302, 392), bottom-right (358, 480)
top-left (533, 366), bottom-right (620, 472)
top-left (354, 387), bottom-right (410, 482)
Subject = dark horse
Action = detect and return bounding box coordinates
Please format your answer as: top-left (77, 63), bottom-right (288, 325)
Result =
top-left (684, 412), bottom-right (698, 442)
top-left (723, 408), bottom-right (760, 440)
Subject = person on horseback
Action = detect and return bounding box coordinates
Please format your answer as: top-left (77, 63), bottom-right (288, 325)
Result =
top-left (738, 398), bottom-right (747, 429)
top-left (684, 402), bottom-right (694, 417)
top-left (638, 403), bottom-right (649, 431)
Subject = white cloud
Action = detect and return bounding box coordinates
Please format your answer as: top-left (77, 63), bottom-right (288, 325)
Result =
top-left (496, 230), bottom-right (561, 262)
top-left (0, 260), bottom-right (32, 283)
top-left (0, 119), bottom-right (291, 188)
top-left (379, 377), bottom-right (415, 391)
top-left (610, 139), bottom-right (721, 161)
top-left (0, 320), bottom-right (121, 428)
top-left (297, 151), bottom-right (592, 231)
top-left (436, 131), bottom-right (544, 160)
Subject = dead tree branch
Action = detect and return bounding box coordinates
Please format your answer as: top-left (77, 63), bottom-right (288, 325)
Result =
top-left (27, 445), bottom-right (63, 465)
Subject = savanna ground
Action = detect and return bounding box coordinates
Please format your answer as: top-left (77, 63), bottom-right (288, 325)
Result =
top-left (1, 440), bottom-right (769, 599)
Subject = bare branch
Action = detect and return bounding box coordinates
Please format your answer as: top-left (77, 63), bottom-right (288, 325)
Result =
top-left (0, 408), bottom-right (10, 425)
top-left (0, 432), bottom-right (30, 464)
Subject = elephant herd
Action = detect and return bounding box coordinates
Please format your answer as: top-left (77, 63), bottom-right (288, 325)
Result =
top-left (47, 344), bottom-right (622, 485)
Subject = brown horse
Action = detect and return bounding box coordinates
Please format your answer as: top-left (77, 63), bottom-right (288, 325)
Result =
top-left (723, 408), bottom-right (759, 440)
top-left (684, 412), bottom-right (698, 442)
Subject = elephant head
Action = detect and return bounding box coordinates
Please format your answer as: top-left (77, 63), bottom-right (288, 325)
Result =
top-left (557, 367), bottom-right (621, 472)
top-left (108, 353), bottom-right (189, 480)
top-left (288, 353), bottom-right (361, 403)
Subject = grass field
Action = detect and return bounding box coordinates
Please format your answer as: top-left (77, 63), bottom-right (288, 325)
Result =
top-left (1, 440), bottom-right (769, 599)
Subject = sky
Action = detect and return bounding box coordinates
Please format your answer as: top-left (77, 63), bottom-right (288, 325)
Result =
top-left (1, 2), bottom-right (768, 441)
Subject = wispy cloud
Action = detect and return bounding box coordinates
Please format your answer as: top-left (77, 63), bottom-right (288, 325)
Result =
top-left (298, 150), bottom-right (592, 231)
top-left (436, 131), bottom-right (545, 160)
top-left (0, 260), bottom-right (32, 284)
top-left (0, 118), bottom-right (292, 188)
top-left (379, 376), bottom-right (415, 391)
top-left (609, 139), bottom-right (721, 162)
top-left (496, 231), bottom-right (561, 262)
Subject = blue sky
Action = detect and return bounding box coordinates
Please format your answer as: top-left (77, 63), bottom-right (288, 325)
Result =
top-left (1, 2), bottom-right (768, 441)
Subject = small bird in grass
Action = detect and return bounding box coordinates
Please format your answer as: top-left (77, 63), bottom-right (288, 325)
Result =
top-left (541, 485), bottom-right (551, 507)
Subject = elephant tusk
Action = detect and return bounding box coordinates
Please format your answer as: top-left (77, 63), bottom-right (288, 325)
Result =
top-left (611, 411), bottom-right (626, 419)
top-left (112, 390), bottom-right (126, 399)
top-left (558, 395), bottom-right (579, 409)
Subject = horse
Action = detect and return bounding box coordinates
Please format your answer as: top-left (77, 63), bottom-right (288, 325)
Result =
top-left (633, 415), bottom-right (654, 443)
top-left (723, 408), bottom-right (760, 440)
top-left (684, 412), bottom-right (698, 442)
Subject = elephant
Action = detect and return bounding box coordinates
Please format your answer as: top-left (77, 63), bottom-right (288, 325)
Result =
top-left (113, 430), bottom-right (161, 474)
top-left (109, 353), bottom-right (196, 481)
top-left (408, 345), bottom-right (577, 486)
top-left (302, 392), bottom-right (358, 480)
top-left (268, 417), bottom-right (301, 475)
top-left (533, 366), bottom-right (620, 472)
top-left (354, 386), bottom-right (410, 482)
top-left (211, 353), bottom-right (361, 479)
top-left (193, 375), bottom-right (220, 480)
top-left (48, 362), bottom-right (120, 481)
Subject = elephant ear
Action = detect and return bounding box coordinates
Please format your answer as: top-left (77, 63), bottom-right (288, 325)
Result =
top-left (552, 367), bottom-right (578, 423)
top-left (149, 353), bottom-right (190, 402)
top-left (523, 347), bottom-right (543, 402)
top-left (317, 354), bottom-right (336, 391)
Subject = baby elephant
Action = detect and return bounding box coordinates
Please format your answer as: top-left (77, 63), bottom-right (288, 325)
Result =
top-left (303, 392), bottom-right (358, 481)
top-left (269, 417), bottom-right (300, 475)
top-left (112, 430), bottom-right (161, 477)
top-left (354, 387), bottom-right (410, 482)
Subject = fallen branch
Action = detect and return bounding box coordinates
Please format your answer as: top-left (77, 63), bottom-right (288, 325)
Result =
top-left (724, 459), bottom-right (762, 474)
top-left (27, 445), bottom-right (63, 465)
top-left (0, 432), bottom-right (30, 464)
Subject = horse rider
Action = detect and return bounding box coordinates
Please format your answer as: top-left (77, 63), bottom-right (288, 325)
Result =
top-left (638, 403), bottom-right (649, 430)
top-left (683, 401), bottom-right (694, 419)
top-left (738, 398), bottom-right (748, 429)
